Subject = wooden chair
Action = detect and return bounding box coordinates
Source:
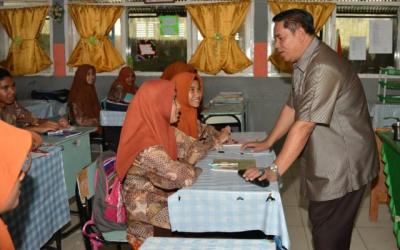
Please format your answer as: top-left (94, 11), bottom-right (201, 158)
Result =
top-left (76, 160), bottom-right (127, 250)
top-left (369, 128), bottom-right (390, 221)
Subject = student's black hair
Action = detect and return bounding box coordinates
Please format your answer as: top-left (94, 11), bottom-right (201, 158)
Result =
top-left (272, 9), bottom-right (315, 35)
top-left (0, 68), bottom-right (12, 81)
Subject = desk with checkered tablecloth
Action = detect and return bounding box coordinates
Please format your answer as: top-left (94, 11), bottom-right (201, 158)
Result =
top-left (3, 146), bottom-right (70, 250)
top-left (141, 237), bottom-right (276, 250)
top-left (167, 132), bottom-right (290, 250)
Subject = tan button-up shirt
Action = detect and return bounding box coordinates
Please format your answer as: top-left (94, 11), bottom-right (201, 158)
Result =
top-left (287, 38), bottom-right (379, 201)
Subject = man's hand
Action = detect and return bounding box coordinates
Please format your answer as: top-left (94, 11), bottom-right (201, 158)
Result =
top-left (242, 167), bottom-right (278, 182)
top-left (241, 140), bottom-right (270, 152)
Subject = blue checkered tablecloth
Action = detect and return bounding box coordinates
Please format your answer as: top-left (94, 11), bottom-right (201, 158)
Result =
top-left (3, 146), bottom-right (70, 250)
top-left (140, 237), bottom-right (276, 250)
top-left (168, 149), bottom-right (290, 250)
top-left (100, 110), bottom-right (126, 126)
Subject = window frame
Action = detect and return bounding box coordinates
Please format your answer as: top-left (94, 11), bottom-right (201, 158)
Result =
top-left (0, 1), bottom-right (54, 76)
top-left (64, 0), bottom-right (255, 77)
top-left (266, 1), bottom-right (400, 79)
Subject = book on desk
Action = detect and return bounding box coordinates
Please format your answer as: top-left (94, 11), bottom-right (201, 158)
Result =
top-left (209, 158), bottom-right (256, 172)
top-left (46, 129), bottom-right (82, 138)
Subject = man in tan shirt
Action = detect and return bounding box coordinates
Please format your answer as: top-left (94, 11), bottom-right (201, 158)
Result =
top-left (243, 9), bottom-right (379, 250)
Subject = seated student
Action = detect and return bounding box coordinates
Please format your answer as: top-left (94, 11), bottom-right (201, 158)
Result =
top-left (116, 79), bottom-right (215, 249)
top-left (68, 64), bottom-right (100, 126)
top-left (0, 120), bottom-right (32, 250)
top-left (107, 66), bottom-right (137, 103)
top-left (0, 68), bottom-right (69, 133)
top-left (172, 72), bottom-right (231, 144)
top-left (160, 61), bottom-right (197, 80)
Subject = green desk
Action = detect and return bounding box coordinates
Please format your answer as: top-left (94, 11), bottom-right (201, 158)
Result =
top-left (377, 131), bottom-right (400, 247)
top-left (44, 127), bottom-right (96, 198)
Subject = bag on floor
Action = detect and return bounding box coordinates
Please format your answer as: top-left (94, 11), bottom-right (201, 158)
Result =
top-left (92, 151), bottom-right (127, 232)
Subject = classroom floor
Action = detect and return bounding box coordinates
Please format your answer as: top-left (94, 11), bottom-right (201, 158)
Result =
top-left (50, 162), bottom-right (398, 250)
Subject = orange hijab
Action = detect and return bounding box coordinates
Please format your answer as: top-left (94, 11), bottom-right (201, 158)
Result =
top-left (68, 64), bottom-right (100, 121)
top-left (0, 121), bottom-right (32, 250)
top-left (112, 66), bottom-right (137, 94)
top-left (172, 72), bottom-right (203, 139)
top-left (161, 61), bottom-right (197, 80)
top-left (116, 79), bottom-right (177, 179)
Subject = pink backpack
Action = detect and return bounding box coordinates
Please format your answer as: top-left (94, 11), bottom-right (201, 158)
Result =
top-left (82, 152), bottom-right (126, 249)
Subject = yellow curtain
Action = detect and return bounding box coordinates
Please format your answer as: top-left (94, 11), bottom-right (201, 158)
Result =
top-left (0, 6), bottom-right (51, 76)
top-left (186, 1), bottom-right (252, 75)
top-left (268, 1), bottom-right (336, 73)
top-left (67, 5), bottom-right (124, 73)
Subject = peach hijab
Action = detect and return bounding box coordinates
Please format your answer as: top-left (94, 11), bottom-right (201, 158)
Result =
top-left (172, 72), bottom-right (203, 139)
top-left (0, 121), bottom-right (32, 250)
top-left (116, 79), bottom-right (177, 179)
top-left (161, 61), bottom-right (197, 80)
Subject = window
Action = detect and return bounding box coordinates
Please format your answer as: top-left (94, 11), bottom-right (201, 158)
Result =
top-left (65, 0), bottom-right (254, 76)
top-left (127, 5), bottom-right (188, 72)
top-left (64, 5), bottom-right (124, 75)
top-left (189, 2), bottom-right (254, 76)
top-left (267, 5), bottom-right (333, 76)
top-left (335, 5), bottom-right (399, 74)
top-left (267, 1), bottom-right (400, 77)
top-left (0, 1), bottom-right (53, 75)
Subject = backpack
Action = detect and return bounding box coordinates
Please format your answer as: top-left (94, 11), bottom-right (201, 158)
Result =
top-left (80, 151), bottom-right (127, 250)
top-left (92, 151), bottom-right (127, 232)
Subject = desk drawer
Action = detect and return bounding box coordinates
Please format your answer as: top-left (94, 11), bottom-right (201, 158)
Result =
top-left (61, 134), bottom-right (92, 198)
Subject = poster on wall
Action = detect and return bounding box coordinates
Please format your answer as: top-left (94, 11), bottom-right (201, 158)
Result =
top-left (160, 15), bottom-right (179, 36)
top-left (369, 19), bottom-right (392, 54)
top-left (349, 36), bottom-right (366, 60)
top-left (137, 40), bottom-right (157, 61)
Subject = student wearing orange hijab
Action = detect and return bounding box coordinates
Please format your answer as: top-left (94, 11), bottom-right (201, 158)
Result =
top-left (160, 61), bottom-right (197, 80)
top-left (107, 66), bottom-right (138, 103)
top-left (0, 120), bottom-right (32, 250)
top-left (116, 79), bottom-right (215, 249)
top-left (68, 64), bottom-right (100, 126)
top-left (172, 72), bottom-right (231, 145)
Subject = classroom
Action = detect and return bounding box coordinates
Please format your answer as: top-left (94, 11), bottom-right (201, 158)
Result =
top-left (0, 0), bottom-right (399, 249)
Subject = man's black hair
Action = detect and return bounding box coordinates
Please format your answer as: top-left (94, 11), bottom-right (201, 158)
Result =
top-left (0, 68), bottom-right (12, 81)
top-left (272, 9), bottom-right (315, 35)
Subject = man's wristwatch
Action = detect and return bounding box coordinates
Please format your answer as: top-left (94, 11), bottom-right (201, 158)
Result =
top-left (267, 163), bottom-right (280, 178)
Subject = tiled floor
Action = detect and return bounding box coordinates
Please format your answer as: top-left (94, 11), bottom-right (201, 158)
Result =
top-left (54, 163), bottom-right (398, 250)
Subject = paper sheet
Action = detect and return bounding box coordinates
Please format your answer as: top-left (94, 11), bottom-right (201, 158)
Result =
top-left (369, 19), bottom-right (393, 54)
top-left (349, 36), bottom-right (366, 60)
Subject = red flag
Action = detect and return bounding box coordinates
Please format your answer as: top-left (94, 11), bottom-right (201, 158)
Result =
top-left (336, 29), bottom-right (342, 58)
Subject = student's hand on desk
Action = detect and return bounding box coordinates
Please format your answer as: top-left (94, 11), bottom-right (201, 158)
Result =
top-left (241, 140), bottom-right (269, 152)
top-left (30, 131), bottom-right (43, 150)
top-left (218, 126), bottom-right (231, 144)
top-left (194, 167), bottom-right (202, 177)
top-left (58, 117), bottom-right (70, 128)
top-left (36, 120), bottom-right (60, 133)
